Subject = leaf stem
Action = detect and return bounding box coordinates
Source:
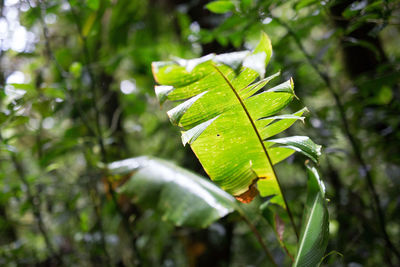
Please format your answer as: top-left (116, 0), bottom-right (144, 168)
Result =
top-left (274, 215), bottom-right (295, 262)
top-left (213, 65), bottom-right (300, 242)
top-left (239, 212), bottom-right (278, 266)
top-left (274, 175), bottom-right (299, 241)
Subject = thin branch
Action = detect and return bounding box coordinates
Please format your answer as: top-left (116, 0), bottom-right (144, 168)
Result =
top-left (11, 152), bottom-right (62, 265)
top-left (240, 213), bottom-right (278, 266)
top-left (66, 2), bottom-right (142, 265)
top-left (34, 0), bottom-right (98, 138)
top-left (271, 15), bottom-right (400, 261)
top-left (84, 175), bottom-right (112, 267)
top-left (0, 28), bottom-right (61, 263)
top-left (36, 1), bottom-right (113, 265)
top-left (108, 106), bottom-right (123, 136)
top-left (66, 0), bottom-right (107, 162)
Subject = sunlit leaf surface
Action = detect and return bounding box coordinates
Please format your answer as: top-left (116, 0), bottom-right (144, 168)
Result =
top-left (152, 32), bottom-right (321, 206)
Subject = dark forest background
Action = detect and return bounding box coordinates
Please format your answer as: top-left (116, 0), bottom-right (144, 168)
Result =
top-left (0, 0), bottom-right (399, 266)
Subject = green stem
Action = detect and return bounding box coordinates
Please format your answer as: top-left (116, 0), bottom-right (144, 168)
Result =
top-left (11, 153), bottom-right (62, 265)
top-left (237, 208), bottom-right (278, 266)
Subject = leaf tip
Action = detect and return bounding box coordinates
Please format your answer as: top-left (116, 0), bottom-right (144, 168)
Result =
top-left (181, 131), bottom-right (188, 146)
top-left (155, 85), bottom-right (174, 104)
top-left (167, 91), bottom-right (208, 126)
top-left (255, 31), bottom-right (273, 66)
top-left (289, 77), bottom-right (299, 99)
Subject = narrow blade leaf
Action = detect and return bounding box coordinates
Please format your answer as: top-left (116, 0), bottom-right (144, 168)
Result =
top-left (293, 165), bottom-right (329, 267)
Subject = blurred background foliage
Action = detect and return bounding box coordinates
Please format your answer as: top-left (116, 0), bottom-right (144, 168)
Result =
top-left (0, 0), bottom-right (399, 266)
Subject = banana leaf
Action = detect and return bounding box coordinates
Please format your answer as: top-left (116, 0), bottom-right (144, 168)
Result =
top-left (152, 32), bottom-right (321, 207)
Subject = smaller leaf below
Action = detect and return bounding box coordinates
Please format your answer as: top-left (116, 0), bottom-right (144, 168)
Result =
top-left (108, 156), bottom-right (238, 228)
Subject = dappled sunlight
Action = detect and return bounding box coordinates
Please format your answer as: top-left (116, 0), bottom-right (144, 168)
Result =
top-left (0, 0), bottom-right (399, 266)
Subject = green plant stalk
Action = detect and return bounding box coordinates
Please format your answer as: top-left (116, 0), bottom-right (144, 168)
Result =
top-left (237, 209), bottom-right (278, 266)
top-left (11, 152), bottom-right (62, 265)
top-left (274, 222), bottom-right (295, 262)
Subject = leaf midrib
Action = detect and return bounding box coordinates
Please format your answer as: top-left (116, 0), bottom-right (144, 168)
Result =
top-left (212, 65), bottom-right (277, 181)
top-left (293, 193), bottom-right (320, 267)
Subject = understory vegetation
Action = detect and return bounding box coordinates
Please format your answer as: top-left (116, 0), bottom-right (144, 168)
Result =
top-left (0, 0), bottom-right (399, 266)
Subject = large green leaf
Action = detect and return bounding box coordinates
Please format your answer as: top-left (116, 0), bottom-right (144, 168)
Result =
top-left (107, 156), bottom-right (237, 228)
top-left (293, 165), bottom-right (329, 267)
top-left (152, 32), bottom-right (321, 207)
